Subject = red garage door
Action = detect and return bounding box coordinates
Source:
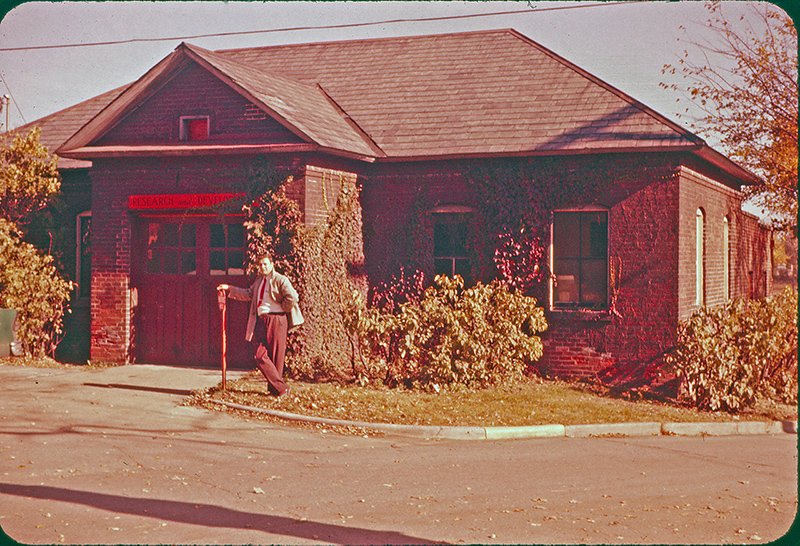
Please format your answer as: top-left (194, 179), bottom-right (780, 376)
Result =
top-left (133, 217), bottom-right (252, 367)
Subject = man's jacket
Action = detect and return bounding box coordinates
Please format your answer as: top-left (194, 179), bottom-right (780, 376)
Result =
top-left (227, 272), bottom-right (304, 341)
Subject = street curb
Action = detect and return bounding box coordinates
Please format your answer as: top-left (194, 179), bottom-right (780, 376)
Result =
top-left (565, 422), bottom-right (661, 438)
top-left (214, 400), bottom-right (798, 441)
top-left (485, 424), bottom-right (565, 439)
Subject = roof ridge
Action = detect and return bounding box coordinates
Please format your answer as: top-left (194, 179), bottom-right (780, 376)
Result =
top-left (214, 27), bottom-right (517, 54)
top-left (182, 41), bottom-right (319, 93)
top-left (315, 83), bottom-right (385, 157)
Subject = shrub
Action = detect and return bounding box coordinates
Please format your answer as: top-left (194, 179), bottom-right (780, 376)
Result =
top-left (346, 275), bottom-right (548, 391)
top-left (369, 267), bottom-right (426, 313)
top-left (667, 288), bottom-right (798, 412)
top-left (0, 219), bottom-right (73, 356)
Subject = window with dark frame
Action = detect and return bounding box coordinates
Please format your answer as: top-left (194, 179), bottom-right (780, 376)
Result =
top-left (210, 223), bottom-right (245, 276)
top-left (433, 215), bottom-right (472, 284)
top-left (552, 210), bottom-right (608, 309)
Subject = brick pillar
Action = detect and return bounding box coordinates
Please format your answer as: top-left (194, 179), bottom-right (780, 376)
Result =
top-left (90, 272), bottom-right (131, 362)
top-left (89, 167), bottom-right (133, 364)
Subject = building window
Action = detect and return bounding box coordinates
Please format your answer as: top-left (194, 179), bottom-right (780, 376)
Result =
top-left (696, 209), bottom-right (705, 306)
top-left (552, 210), bottom-right (608, 309)
top-left (433, 213), bottom-right (472, 284)
top-left (210, 223), bottom-right (246, 276)
top-left (145, 222), bottom-right (197, 275)
top-left (179, 116), bottom-right (210, 141)
top-left (76, 211), bottom-right (92, 299)
top-left (723, 216), bottom-right (730, 301)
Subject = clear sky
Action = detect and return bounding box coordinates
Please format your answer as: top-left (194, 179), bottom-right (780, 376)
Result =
top-left (0, 1), bottom-right (793, 149)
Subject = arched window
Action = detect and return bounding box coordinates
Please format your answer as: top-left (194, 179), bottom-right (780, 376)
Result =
top-left (696, 209), bottom-right (705, 306)
top-left (723, 216), bottom-right (730, 301)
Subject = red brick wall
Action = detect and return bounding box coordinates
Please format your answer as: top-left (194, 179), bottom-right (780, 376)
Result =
top-left (736, 212), bottom-right (772, 299)
top-left (84, 147), bottom-right (766, 374)
top-left (361, 163), bottom-right (480, 283)
top-left (96, 62), bottom-right (303, 145)
top-left (303, 165), bottom-right (358, 227)
top-left (677, 166), bottom-right (771, 319)
top-left (540, 161), bottom-right (682, 377)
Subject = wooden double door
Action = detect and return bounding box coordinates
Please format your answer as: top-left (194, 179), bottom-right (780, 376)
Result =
top-left (133, 216), bottom-right (253, 367)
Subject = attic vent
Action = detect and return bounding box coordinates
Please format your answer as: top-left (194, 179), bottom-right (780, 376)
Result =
top-left (243, 105), bottom-right (268, 121)
top-left (180, 116), bottom-right (209, 141)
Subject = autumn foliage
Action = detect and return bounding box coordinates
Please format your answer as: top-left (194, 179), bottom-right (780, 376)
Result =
top-left (345, 275), bottom-right (548, 391)
top-left (667, 288), bottom-right (798, 412)
top-left (663, 2), bottom-right (798, 229)
top-left (0, 128), bottom-right (72, 357)
top-left (0, 127), bottom-right (60, 225)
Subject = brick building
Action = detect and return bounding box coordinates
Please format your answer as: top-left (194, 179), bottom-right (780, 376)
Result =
top-left (19, 29), bottom-right (770, 375)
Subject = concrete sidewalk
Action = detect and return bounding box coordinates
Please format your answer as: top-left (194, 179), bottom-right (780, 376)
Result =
top-left (3, 362), bottom-right (797, 441)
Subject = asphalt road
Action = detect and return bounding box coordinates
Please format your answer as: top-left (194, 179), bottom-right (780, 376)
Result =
top-left (0, 364), bottom-right (797, 544)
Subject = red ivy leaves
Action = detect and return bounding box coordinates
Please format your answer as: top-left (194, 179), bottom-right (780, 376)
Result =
top-left (493, 227), bottom-right (547, 294)
top-left (370, 267), bottom-right (426, 314)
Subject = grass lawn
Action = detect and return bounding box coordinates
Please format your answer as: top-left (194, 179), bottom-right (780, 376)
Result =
top-left (4, 357), bottom-right (795, 427)
top-left (191, 371), bottom-right (798, 427)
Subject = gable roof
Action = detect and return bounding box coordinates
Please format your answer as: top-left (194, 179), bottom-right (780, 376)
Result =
top-left (181, 43), bottom-right (383, 158)
top-left (31, 28), bottom-right (755, 182)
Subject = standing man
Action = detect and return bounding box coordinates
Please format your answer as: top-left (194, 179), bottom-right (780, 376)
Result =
top-left (217, 252), bottom-right (303, 396)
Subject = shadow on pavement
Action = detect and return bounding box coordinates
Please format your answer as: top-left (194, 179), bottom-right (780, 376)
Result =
top-left (0, 424), bottom-right (330, 455)
top-left (0, 482), bottom-right (445, 544)
top-left (83, 382), bottom-right (195, 396)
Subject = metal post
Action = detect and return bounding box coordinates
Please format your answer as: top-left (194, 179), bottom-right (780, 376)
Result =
top-left (217, 289), bottom-right (227, 390)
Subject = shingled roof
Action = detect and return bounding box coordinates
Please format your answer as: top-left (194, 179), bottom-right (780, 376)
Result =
top-left (215, 28), bottom-right (702, 158)
top-left (19, 29), bottom-right (755, 181)
top-left (14, 85), bottom-right (128, 168)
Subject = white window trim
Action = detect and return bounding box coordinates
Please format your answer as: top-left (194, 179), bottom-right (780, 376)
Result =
top-left (696, 208), bottom-right (705, 306)
top-left (429, 204), bottom-right (476, 215)
top-left (723, 216), bottom-right (730, 301)
top-left (179, 115), bottom-right (210, 141)
top-left (550, 206), bottom-right (610, 310)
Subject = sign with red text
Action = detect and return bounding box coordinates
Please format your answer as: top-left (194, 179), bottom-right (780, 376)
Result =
top-left (128, 193), bottom-right (245, 210)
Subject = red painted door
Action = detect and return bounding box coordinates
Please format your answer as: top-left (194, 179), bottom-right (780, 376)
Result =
top-left (133, 218), bottom-right (251, 367)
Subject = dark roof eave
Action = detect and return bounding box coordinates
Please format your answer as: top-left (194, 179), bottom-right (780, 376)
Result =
top-left (693, 145), bottom-right (761, 185)
top-left (372, 144), bottom-right (761, 185)
top-left (55, 142), bottom-right (758, 185)
top-left (370, 143), bottom-right (703, 163)
top-left (57, 157), bottom-right (93, 169)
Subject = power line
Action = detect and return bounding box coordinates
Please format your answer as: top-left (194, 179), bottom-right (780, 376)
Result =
top-left (0, 2), bottom-right (635, 52)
